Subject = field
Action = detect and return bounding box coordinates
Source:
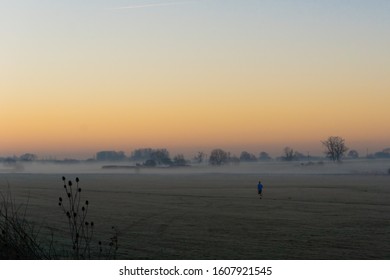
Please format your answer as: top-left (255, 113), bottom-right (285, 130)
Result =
top-left (1, 160), bottom-right (390, 259)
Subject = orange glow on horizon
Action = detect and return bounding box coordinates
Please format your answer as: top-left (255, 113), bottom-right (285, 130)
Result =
top-left (1, 1), bottom-right (389, 158)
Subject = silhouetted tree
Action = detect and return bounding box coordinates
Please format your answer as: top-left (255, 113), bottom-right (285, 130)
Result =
top-left (322, 136), bottom-right (349, 162)
top-left (239, 151), bottom-right (257, 162)
top-left (258, 151), bottom-right (272, 161)
top-left (193, 152), bottom-right (205, 164)
top-left (282, 147), bottom-right (295, 161)
top-left (347, 150), bottom-right (359, 159)
top-left (209, 149), bottom-right (228, 165)
top-left (228, 154), bottom-right (240, 164)
top-left (130, 148), bottom-right (154, 161)
top-left (173, 154), bottom-right (188, 166)
top-left (130, 148), bottom-right (173, 165)
top-left (151, 149), bottom-right (172, 165)
top-left (19, 153), bottom-right (37, 161)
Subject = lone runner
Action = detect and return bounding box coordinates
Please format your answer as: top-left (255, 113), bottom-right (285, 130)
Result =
top-left (257, 180), bottom-right (264, 199)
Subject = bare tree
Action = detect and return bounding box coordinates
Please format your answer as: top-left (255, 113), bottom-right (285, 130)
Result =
top-left (282, 147), bottom-right (295, 161)
top-left (322, 136), bottom-right (349, 162)
top-left (173, 154), bottom-right (187, 166)
top-left (239, 151), bottom-right (257, 162)
top-left (347, 150), bottom-right (359, 159)
top-left (209, 149), bottom-right (228, 165)
top-left (193, 152), bottom-right (205, 164)
top-left (151, 149), bottom-right (172, 165)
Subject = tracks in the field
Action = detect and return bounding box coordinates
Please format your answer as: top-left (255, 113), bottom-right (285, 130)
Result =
top-left (88, 188), bottom-right (390, 208)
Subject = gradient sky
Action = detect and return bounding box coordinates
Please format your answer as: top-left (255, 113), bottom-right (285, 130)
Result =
top-left (1, 0), bottom-right (389, 159)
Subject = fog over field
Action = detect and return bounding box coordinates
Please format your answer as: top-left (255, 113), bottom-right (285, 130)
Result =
top-left (1, 158), bottom-right (390, 175)
top-left (1, 160), bottom-right (389, 259)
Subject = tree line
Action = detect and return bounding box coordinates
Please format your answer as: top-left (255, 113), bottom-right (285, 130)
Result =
top-left (1, 136), bottom-right (390, 166)
top-left (94, 136), bottom-right (389, 166)
top-left (89, 136), bottom-right (389, 166)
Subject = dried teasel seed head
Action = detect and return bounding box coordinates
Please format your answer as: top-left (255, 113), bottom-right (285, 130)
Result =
top-left (91, 222), bottom-right (94, 227)
top-left (85, 222), bottom-right (89, 226)
top-left (76, 177), bottom-right (79, 183)
top-left (78, 188), bottom-right (81, 192)
top-left (82, 206), bottom-right (85, 211)
top-left (98, 241), bottom-right (102, 245)
top-left (67, 193), bottom-right (71, 198)
top-left (58, 202), bottom-right (62, 206)
top-left (62, 176), bottom-right (66, 181)
top-left (59, 197), bottom-right (62, 202)
top-left (68, 180), bottom-right (72, 187)
top-left (85, 200), bottom-right (89, 205)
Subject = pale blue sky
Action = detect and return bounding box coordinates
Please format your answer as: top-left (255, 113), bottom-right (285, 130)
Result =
top-left (1, 0), bottom-right (389, 158)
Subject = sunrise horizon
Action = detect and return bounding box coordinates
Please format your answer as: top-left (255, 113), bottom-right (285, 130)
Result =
top-left (1, 138), bottom-right (389, 161)
top-left (1, 0), bottom-right (389, 160)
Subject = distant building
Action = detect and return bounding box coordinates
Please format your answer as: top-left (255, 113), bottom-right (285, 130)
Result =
top-left (96, 151), bottom-right (126, 161)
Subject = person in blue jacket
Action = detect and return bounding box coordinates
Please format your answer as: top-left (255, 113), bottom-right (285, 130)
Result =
top-left (257, 181), bottom-right (264, 199)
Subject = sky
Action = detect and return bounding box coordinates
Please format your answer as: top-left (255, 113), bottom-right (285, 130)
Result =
top-left (1, 0), bottom-right (389, 159)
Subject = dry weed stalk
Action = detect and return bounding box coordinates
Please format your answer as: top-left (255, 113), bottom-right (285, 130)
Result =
top-left (59, 176), bottom-right (118, 259)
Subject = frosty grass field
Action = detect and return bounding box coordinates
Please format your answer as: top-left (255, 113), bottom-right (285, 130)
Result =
top-left (1, 159), bottom-right (390, 259)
